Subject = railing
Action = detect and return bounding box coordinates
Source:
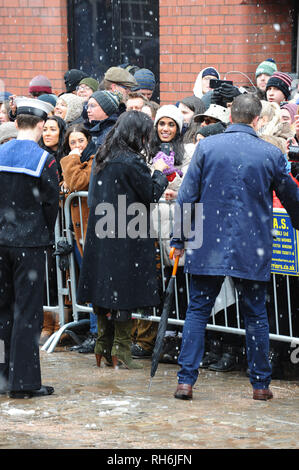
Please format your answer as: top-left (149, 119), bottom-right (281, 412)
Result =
top-left (42, 191), bottom-right (299, 352)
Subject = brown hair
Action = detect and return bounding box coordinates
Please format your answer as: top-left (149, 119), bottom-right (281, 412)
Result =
top-left (16, 114), bottom-right (44, 129)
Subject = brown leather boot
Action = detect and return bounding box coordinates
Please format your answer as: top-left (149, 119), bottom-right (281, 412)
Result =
top-left (39, 311), bottom-right (55, 346)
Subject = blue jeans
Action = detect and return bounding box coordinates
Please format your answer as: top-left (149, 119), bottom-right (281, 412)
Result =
top-left (178, 275), bottom-right (271, 390)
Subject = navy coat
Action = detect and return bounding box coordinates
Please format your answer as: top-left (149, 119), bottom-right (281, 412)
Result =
top-left (0, 140), bottom-right (59, 247)
top-left (171, 123), bottom-right (299, 281)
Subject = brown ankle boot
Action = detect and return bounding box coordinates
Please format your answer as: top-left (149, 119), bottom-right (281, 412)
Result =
top-left (39, 311), bottom-right (55, 346)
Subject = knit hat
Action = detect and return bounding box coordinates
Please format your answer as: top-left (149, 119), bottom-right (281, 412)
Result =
top-left (280, 102), bottom-right (298, 124)
top-left (255, 58), bottom-right (277, 78)
top-left (57, 93), bottom-right (85, 123)
top-left (0, 91), bottom-right (12, 103)
top-left (202, 67), bottom-right (220, 79)
top-left (104, 67), bottom-right (137, 88)
top-left (91, 90), bottom-right (122, 116)
top-left (133, 68), bottom-right (156, 91)
top-left (64, 69), bottom-right (88, 93)
top-left (79, 77), bottom-right (99, 93)
top-left (28, 75), bottom-right (52, 94)
top-left (180, 95), bottom-right (206, 115)
top-left (154, 104), bottom-right (184, 132)
top-left (196, 121), bottom-right (226, 138)
top-left (0, 122), bottom-right (18, 144)
top-left (38, 93), bottom-right (57, 108)
top-left (194, 104), bottom-right (230, 124)
top-left (266, 71), bottom-right (292, 100)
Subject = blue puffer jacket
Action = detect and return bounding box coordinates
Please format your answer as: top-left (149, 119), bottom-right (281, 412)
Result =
top-left (171, 123), bottom-right (299, 281)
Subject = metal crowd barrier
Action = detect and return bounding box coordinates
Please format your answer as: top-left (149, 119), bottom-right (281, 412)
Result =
top-left (42, 191), bottom-right (299, 353)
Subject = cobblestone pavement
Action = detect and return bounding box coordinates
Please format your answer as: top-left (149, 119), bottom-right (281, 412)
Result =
top-left (0, 348), bottom-right (298, 450)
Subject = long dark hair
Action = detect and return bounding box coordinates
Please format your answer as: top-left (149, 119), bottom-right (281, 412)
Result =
top-left (95, 110), bottom-right (154, 173)
top-left (39, 115), bottom-right (66, 163)
top-left (149, 116), bottom-right (184, 166)
top-left (62, 123), bottom-right (92, 156)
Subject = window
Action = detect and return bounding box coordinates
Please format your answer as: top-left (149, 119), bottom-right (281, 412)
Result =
top-left (67, 0), bottom-right (160, 99)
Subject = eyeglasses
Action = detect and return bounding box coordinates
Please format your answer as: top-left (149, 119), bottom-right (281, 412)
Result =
top-left (87, 103), bottom-right (99, 109)
top-left (118, 84), bottom-right (131, 91)
top-left (76, 84), bottom-right (92, 91)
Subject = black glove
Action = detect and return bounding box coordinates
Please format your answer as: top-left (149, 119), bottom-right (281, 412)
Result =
top-left (52, 240), bottom-right (73, 271)
top-left (218, 83), bottom-right (241, 102)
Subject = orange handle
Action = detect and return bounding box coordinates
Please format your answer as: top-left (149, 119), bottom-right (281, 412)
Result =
top-left (169, 247), bottom-right (180, 277)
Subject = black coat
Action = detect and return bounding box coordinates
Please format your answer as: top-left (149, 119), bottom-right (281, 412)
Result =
top-left (78, 150), bottom-right (168, 310)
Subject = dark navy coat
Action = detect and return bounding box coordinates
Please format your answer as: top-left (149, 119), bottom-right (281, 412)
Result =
top-left (0, 140), bottom-right (59, 247)
top-left (171, 123), bottom-right (299, 281)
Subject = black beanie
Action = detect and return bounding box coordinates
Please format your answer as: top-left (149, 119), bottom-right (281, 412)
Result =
top-left (64, 69), bottom-right (88, 93)
top-left (196, 121), bottom-right (226, 138)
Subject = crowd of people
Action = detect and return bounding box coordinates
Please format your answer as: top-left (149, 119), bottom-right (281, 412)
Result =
top-left (0, 57), bottom-right (299, 399)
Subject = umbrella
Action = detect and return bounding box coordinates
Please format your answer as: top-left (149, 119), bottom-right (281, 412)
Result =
top-left (148, 247), bottom-right (180, 390)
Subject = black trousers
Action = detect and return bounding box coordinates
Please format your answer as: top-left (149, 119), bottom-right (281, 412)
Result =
top-left (0, 246), bottom-right (46, 392)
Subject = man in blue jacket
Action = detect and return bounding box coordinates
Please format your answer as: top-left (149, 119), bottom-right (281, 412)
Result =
top-left (171, 93), bottom-right (299, 401)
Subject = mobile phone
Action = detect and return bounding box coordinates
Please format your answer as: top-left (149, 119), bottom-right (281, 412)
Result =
top-left (209, 79), bottom-right (233, 89)
top-left (160, 143), bottom-right (171, 155)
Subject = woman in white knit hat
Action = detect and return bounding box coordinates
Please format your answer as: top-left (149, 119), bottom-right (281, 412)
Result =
top-left (132, 104), bottom-right (196, 362)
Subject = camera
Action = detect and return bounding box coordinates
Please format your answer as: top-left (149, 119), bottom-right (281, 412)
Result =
top-left (288, 145), bottom-right (299, 162)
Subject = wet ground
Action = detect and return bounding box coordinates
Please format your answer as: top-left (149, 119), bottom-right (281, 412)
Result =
top-left (0, 347), bottom-right (298, 450)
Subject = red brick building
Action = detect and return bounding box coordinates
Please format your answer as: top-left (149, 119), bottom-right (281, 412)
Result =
top-left (0, 0), bottom-right (298, 103)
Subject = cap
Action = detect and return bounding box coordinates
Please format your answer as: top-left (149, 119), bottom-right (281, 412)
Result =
top-left (90, 90), bottom-right (122, 117)
top-left (255, 59), bottom-right (277, 78)
top-left (133, 68), bottom-right (156, 91)
top-left (38, 93), bottom-right (57, 108)
top-left (16, 97), bottom-right (54, 120)
top-left (28, 75), bottom-right (52, 94)
top-left (104, 67), bottom-right (137, 88)
top-left (79, 77), bottom-right (100, 93)
top-left (202, 67), bottom-right (220, 79)
top-left (266, 71), bottom-right (292, 100)
top-left (64, 69), bottom-right (89, 93)
top-left (0, 122), bottom-right (18, 144)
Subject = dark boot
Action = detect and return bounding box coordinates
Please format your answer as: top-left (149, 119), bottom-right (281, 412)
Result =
top-left (200, 339), bottom-right (222, 368)
top-left (112, 319), bottom-right (143, 369)
top-left (39, 311), bottom-right (55, 346)
top-left (94, 312), bottom-right (114, 366)
top-left (208, 347), bottom-right (237, 372)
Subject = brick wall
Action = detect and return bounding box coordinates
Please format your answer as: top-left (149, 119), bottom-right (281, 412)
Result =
top-left (159, 0), bottom-right (295, 104)
top-left (0, 0), bottom-right (68, 97)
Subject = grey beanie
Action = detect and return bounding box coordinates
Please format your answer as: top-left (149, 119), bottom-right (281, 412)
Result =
top-left (91, 90), bottom-right (122, 116)
top-left (0, 122), bottom-right (18, 144)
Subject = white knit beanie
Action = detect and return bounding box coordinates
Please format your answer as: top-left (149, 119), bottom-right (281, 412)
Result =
top-left (154, 105), bottom-right (184, 132)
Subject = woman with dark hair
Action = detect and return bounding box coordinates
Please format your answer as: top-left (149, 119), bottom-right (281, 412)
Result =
top-left (60, 123), bottom-right (96, 255)
top-left (59, 123), bottom-right (98, 354)
top-left (40, 115), bottom-right (66, 180)
top-left (77, 110), bottom-right (169, 369)
top-left (38, 115), bottom-right (67, 345)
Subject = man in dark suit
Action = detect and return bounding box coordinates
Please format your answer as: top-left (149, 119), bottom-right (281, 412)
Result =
top-left (171, 93), bottom-right (299, 401)
top-left (0, 98), bottom-right (59, 398)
